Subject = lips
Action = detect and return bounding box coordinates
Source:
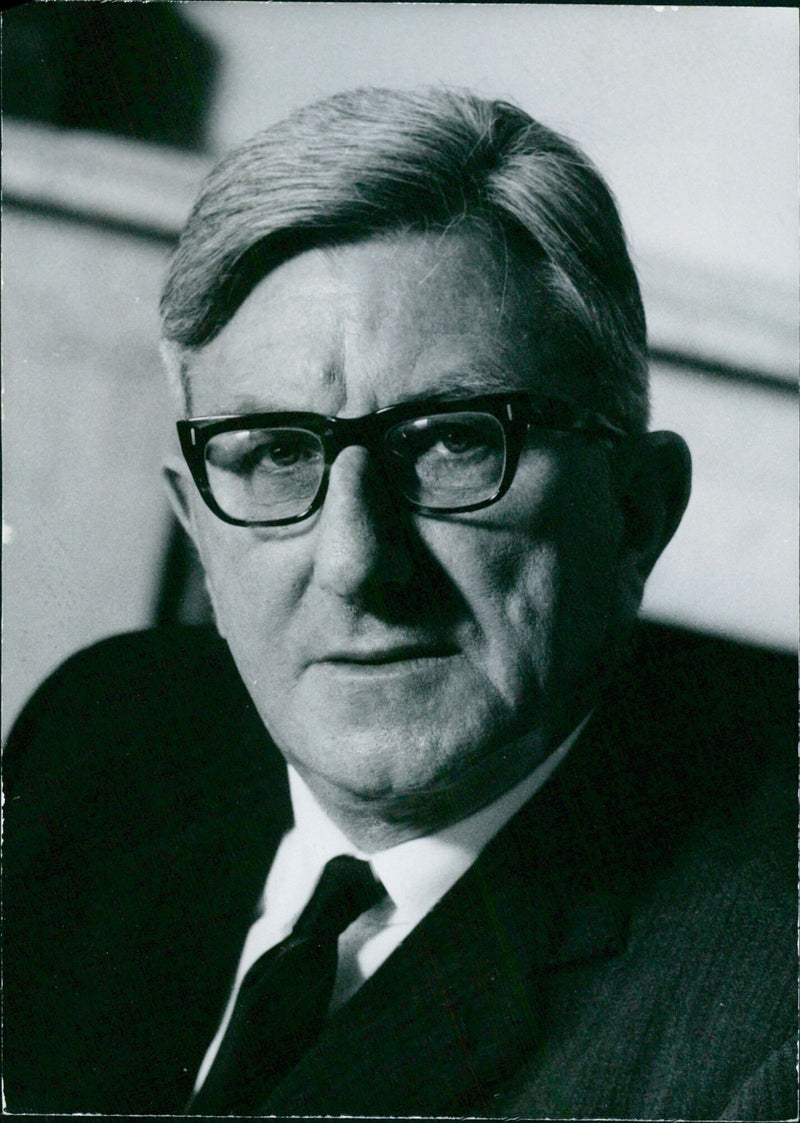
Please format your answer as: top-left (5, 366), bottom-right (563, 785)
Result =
top-left (311, 642), bottom-right (459, 666)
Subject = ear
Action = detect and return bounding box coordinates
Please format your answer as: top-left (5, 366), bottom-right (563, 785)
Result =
top-left (162, 454), bottom-right (197, 540)
top-left (162, 455), bottom-right (228, 635)
top-left (613, 430), bottom-right (692, 609)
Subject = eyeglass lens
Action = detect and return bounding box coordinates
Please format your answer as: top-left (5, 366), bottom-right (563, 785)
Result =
top-left (385, 413), bottom-right (506, 506)
top-left (203, 410), bottom-right (508, 523)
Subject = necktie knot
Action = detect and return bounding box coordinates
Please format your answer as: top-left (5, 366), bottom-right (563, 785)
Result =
top-left (292, 855), bottom-right (384, 942)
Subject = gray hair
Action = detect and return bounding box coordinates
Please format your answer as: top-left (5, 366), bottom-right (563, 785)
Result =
top-left (161, 86), bottom-right (648, 429)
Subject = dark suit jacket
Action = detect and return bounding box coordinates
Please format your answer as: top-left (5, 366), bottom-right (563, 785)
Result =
top-left (3, 623), bottom-right (796, 1119)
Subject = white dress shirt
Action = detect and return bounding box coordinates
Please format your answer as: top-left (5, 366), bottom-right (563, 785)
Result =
top-left (194, 717), bottom-right (588, 1091)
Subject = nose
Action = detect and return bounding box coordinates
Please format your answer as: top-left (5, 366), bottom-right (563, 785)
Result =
top-left (311, 445), bottom-right (415, 600)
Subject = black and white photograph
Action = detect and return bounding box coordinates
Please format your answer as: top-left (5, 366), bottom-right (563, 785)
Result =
top-left (2, 4), bottom-right (797, 1118)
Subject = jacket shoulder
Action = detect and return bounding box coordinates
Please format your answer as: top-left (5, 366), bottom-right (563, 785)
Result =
top-left (4, 626), bottom-right (279, 860)
top-left (7, 625), bottom-right (236, 739)
top-left (3, 627), bottom-right (287, 1114)
top-left (7, 625), bottom-right (249, 760)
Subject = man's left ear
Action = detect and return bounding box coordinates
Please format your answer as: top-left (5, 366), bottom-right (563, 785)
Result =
top-left (613, 430), bottom-right (692, 608)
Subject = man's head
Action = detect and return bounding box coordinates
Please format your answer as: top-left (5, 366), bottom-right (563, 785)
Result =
top-left (162, 88), bottom-right (690, 848)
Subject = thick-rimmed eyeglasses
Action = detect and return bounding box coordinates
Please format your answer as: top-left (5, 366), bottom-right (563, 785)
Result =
top-left (177, 391), bottom-right (629, 528)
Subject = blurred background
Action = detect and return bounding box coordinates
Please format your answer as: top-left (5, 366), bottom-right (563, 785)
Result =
top-left (3, 2), bottom-right (797, 739)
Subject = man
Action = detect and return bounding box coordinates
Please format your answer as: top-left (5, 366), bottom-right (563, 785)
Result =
top-left (3, 88), bottom-right (795, 1118)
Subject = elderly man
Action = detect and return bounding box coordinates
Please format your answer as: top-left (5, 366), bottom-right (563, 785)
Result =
top-left (4, 88), bottom-right (795, 1118)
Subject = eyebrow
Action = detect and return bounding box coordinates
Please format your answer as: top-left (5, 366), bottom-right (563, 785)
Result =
top-left (412, 361), bottom-right (523, 399)
top-left (218, 394), bottom-right (284, 415)
top-left (203, 356), bottom-right (525, 418)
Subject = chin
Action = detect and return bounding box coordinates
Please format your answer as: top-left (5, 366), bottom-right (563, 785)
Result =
top-left (285, 710), bottom-right (531, 816)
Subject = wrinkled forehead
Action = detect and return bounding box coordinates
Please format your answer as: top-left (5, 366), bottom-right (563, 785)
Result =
top-left (178, 227), bottom-right (580, 418)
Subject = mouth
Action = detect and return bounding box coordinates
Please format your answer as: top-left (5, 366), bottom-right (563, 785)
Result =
top-left (322, 644), bottom-right (458, 666)
top-left (309, 641), bottom-right (460, 673)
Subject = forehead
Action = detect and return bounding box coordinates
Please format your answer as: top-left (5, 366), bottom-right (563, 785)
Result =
top-left (184, 229), bottom-right (550, 417)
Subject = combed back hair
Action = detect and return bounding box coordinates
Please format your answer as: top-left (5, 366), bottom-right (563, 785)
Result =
top-left (160, 86), bottom-right (649, 429)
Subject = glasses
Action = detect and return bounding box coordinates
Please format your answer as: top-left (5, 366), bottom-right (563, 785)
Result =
top-left (177, 391), bottom-right (628, 527)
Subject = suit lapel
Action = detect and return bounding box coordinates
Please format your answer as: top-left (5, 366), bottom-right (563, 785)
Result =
top-left (131, 719), bottom-right (293, 1108)
top-left (261, 714), bottom-right (628, 1115)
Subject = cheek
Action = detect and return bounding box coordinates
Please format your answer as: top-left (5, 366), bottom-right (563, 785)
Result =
top-left (481, 539), bottom-right (562, 688)
top-left (191, 511), bottom-right (308, 644)
top-left (468, 542), bottom-right (559, 655)
top-left (417, 457), bottom-right (623, 668)
top-left (492, 538), bottom-right (559, 623)
top-left (422, 515), bottom-right (562, 673)
top-left (417, 467), bottom-right (563, 633)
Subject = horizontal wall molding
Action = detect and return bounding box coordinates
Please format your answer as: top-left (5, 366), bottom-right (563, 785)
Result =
top-left (3, 120), bottom-right (206, 241)
top-left (648, 349), bottom-right (796, 396)
top-left (638, 255), bottom-right (797, 388)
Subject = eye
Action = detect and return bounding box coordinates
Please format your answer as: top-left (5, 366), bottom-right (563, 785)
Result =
top-left (433, 424), bottom-right (486, 455)
top-left (260, 434), bottom-right (308, 467)
top-left (206, 428), bottom-right (322, 475)
top-left (392, 416), bottom-right (496, 461)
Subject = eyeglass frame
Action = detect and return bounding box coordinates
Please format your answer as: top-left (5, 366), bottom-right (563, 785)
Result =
top-left (176, 390), bottom-right (630, 528)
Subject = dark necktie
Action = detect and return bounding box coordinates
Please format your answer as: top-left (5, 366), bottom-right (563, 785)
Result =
top-left (184, 855), bottom-right (384, 1116)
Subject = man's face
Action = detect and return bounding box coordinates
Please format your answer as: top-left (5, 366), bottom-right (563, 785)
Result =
top-left (175, 230), bottom-right (633, 840)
